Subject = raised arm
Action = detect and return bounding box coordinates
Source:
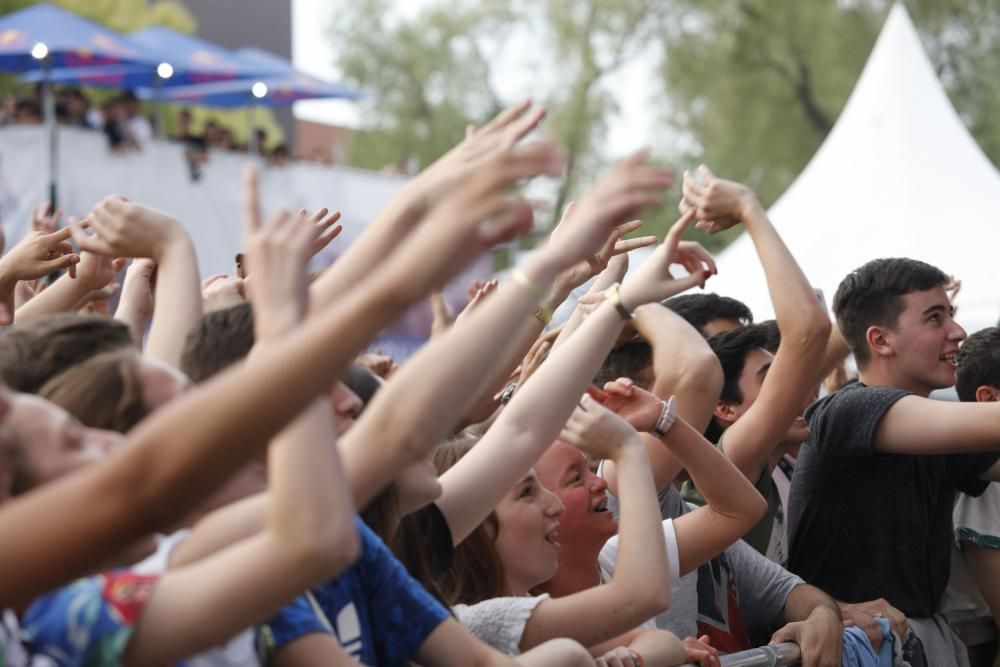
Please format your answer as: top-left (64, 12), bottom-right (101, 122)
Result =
top-left (520, 398), bottom-right (670, 649)
top-left (14, 247), bottom-right (124, 325)
top-left (0, 224), bottom-right (79, 321)
top-left (431, 192), bottom-right (706, 545)
top-left (594, 378), bottom-right (766, 575)
top-left (683, 168), bottom-right (830, 481)
top-left (121, 204), bottom-right (359, 666)
top-left (0, 144), bottom-right (558, 609)
top-left (602, 302), bottom-right (722, 498)
top-left (875, 395), bottom-right (1000, 457)
top-left (309, 100), bottom-right (545, 314)
top-left (69, 197), bottom-right (202, 368)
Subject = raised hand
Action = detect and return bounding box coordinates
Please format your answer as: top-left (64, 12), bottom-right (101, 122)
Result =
top-left (299, 207), bottom-right (343, 257)
top-left (588, 377), bottom-right (665, 435)
top-left (546, 151), bottom-right (672, 269)
top-left (69, 197), bottom-right (188, 261)
top-left (74, 246), bottom-right (127, 291)
top-left (554, 201), bottom-right (657, 291)
top-left (559, 393), bottom-right (644, 462)
top-left (618, 209), bottom-right (711, 310)
top-left (0, 226), bottom-right (79, 282)
top-left (412, 100), bottom-right (547, 209)
top-left (201, 274), bottom-right (246, 313)
top-left (242, 165), bottom-right (321, 338)
top-left (681, 166), bottom-right (762, 235)
top-left (31, 203), bottom-right (61, 234)
top-left (389, 140), bottom-right (564, 300)
top-left (454, 279), bottom-right (498, 327)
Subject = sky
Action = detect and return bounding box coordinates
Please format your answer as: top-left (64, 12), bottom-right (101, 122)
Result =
top-left (290, 0), bottom-right (662, 157)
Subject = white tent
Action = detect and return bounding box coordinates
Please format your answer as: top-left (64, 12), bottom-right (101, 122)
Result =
top-left (709, 3), bottom-right (1000, 333)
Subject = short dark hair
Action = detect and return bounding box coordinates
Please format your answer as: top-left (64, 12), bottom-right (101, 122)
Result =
top-left (833, 258), bottom-right (948, 367)
top-left (342, 364), bottom-right (381, 413)
top-left (663, 293), bottom-right (753, 337)
top-left (956, 327), bottom-right (1000, 402)
top-left (0, 314), bottom-right (133, 393)
top-left (180, 303), bottom-right (255, 383)
top-left (705, 324), bottom-right (772, 442)
top-left (757, 319), bottom-right (781, 354)
top-left (595, 338), bottom-right (654, 390)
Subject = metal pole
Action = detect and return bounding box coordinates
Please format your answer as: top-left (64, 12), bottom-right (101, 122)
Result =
top-left (154, 75), bottom-right (164, 139)
top-left (247, 102), bottom-right (257, 156)
top-left (42, 57), bottom-right (57, 208)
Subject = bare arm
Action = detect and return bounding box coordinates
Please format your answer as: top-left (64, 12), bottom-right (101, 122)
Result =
top-left (0, 144), bottom-right (554, 608)
top-left (309, 101), bottom-right (545, 316)
top-left (14, 250), bottom-right (122, 325)
top-left (522, 402), bottom-right (670, 650)
top-left (603, 303), bottom-right (723, 498)
top-left (876, 395), bottom-right (1000, 456)
top-left (593, 380), bottom-right (766, 575)
top-left (437, 156), bottom-right (681, 543)
top-left (683, 170), bottom-right (830, 483)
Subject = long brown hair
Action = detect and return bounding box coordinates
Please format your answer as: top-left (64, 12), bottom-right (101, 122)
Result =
top-left (425, 433), bottom-right (507, 605)
top-left (39, 349), bottom-right (148, 433)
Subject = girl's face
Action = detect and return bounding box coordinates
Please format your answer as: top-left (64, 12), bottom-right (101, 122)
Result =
top-left (493, 468), bottom-right (565, 594)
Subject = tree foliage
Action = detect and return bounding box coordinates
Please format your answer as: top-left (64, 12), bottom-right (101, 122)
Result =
top-left (327, 0), bottom-right (1000, 252)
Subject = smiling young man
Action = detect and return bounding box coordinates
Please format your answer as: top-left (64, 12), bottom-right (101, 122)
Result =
top-left (788, 258), bottom-right (1000, 666)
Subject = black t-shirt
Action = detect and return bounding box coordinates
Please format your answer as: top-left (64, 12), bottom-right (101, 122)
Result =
top-left (787, 381), bottom-right (998, 617)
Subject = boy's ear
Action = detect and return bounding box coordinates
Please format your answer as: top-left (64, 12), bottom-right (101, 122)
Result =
top-left (975, 385), bottom-right (1000, 403)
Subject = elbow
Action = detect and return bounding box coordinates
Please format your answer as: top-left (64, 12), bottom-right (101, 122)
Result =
top-left (746, 491), bottom-right (768, 526)
top-left (671, 351), bottom-right (723, 400)
top-left (285, 519), bottom-right (361, 583)
top-left (787, 311), bottom-right (832, 355)
top-left (623, 580), bottom-right (671, 620)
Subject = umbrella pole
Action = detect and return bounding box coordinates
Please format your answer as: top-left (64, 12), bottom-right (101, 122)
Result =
top-left (154, 75), bottom-right (164, 139)
top-left (247, 103), bottom-right (257, 157)
top-left (42, 58), bottom-right (57, 208)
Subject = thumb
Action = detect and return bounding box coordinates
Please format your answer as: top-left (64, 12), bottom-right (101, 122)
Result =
top-left (663, 269), bottom-right (711, 298)
top-left (770, 622), bottom-right (800, 646)
top-left (41, 254), bottom-right (80, 273)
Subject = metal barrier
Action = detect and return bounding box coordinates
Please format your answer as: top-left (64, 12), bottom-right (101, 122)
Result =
top-left (680, 642), bottom-right (801, 667)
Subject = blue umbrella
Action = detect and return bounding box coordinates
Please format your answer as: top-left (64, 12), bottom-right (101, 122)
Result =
top-left (0, 3), bottom-right (158, 72)
top-left (19, 27), bottom-right (259, 88)
top-left (139, 48), bottom-right (361, 156)
top-left (145, 47), bottom-right (361, 108)
top-left (0, 3), bottom-right (160, 206)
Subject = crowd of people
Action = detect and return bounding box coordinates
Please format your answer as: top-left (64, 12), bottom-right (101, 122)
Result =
top-left (0, 99), bottom-right (997, 667)
top-left (0, 86), bottom-right (291, 165)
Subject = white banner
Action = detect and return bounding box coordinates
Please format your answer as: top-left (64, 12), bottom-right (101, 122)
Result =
top-left (0, 126), bottom-right (492, 341)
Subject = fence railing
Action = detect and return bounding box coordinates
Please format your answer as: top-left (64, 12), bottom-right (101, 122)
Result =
top-left (680, 642), bottom-right (801, 667)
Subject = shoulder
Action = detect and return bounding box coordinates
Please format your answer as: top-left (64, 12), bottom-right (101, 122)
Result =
top-left (453, 596), bottom-right (549, 655)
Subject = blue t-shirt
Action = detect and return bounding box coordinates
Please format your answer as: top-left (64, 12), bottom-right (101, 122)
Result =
top-left (262, 517), bottom-right (449, 667)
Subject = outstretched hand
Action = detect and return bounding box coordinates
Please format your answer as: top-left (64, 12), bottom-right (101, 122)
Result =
top-left (0, 226), bottom-right (79, 282)
top-left (392, 140), bottom-right (564, 300)
top-left (412, 100), bottom-right (547, 211)
top-left (559, 393), bottom-right (643, 462)
top-left (681, 166), bottom-right (761, 235)
top-left (618, 209), bottom-right (712, 310)
top-left (546, 151), bottom-right (672, 271)
top-left (243, 165), bottom-right (320, 338)
top-left (69, 197), bottom-right (187, 261)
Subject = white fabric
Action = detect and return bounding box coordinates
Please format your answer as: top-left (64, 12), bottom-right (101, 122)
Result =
top-left (131, 529), bottom-right (190, 575)
top-left (953, 482), bottom-right (1000, 543)
top-left (710, 4), bottom-right (1000, 333)
top-left (453, 594), bottom-right (549, 655)
top-left (0, 126), bottom-right (409, 279)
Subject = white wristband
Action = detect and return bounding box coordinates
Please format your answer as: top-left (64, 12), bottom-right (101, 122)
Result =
top-left (652, 396), bottom-right (678, 437)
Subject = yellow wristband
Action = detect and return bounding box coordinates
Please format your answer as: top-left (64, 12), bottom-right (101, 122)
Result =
top-left (605, 283), bottom-right (633, 321)
top-left (512, 267), bottom-right (549, 304)
top-left (533, 305), bottom-right (553, 325)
